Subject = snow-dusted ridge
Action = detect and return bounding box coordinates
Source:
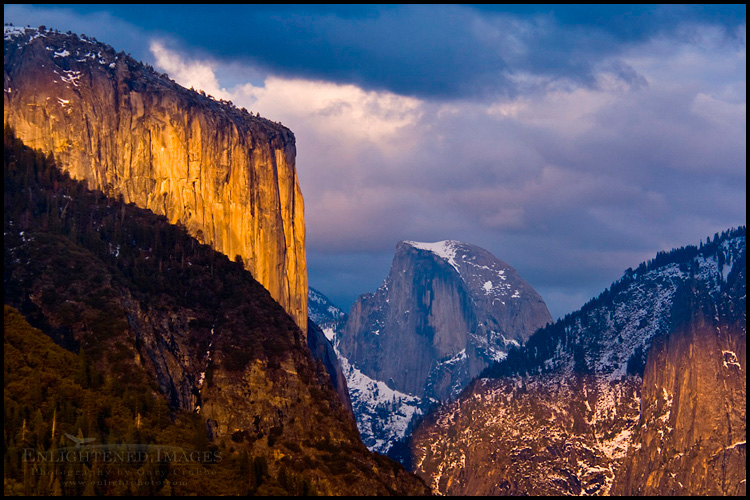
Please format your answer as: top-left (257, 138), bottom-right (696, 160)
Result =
top-left (402, 239), bottom-right (524, 302)
top-left (481, 228), bottom-right (746, 384)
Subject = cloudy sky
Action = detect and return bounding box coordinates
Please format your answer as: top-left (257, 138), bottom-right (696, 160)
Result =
top-left (6, 4), bottom-right (746, 319)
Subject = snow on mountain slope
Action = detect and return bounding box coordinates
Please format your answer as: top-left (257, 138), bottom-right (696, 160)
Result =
top-left (413, 227), bottom-right (746, 496)
top-left (482, 229), bottom-right (746, 383)
top-left (404, 240), bottom-right (531, 304)
top-left (308, 286), bottom-right (346, 341)
top-left (339, 355), bottom-right (424, 454)
top-left (314, 239), bottom-right (552, 458)
top-left (308, 286), bottom-right (425, 455)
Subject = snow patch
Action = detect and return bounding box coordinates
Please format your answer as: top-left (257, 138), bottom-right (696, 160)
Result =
top-left (60, 70), bottom-right (81, 87)
top-left (4, 26), bottom-right (28, 39)
top-left (339, 354), bottom-right (423, 454)
top-left (722, 350), bottom-right (741, 369)
top-left (405, 240), bottom-right (461, 272)
top-left (4, 26), bottom-right (42, 42)
top-left (726, 440), bottom-right (746, 450)
top-left (322, 327), bottom-right (336, 342)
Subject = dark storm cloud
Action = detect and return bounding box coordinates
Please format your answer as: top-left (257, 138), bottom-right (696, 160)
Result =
top-left (5, 4), bottom-right (745, 320)
top-left (32, 4), bottom-right (745, 100)
top-left (470, 4), bottom-right (746, 41)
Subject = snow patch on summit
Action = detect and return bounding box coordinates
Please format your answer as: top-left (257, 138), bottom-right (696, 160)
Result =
top-left (405, 240), bottom-right (461, 272)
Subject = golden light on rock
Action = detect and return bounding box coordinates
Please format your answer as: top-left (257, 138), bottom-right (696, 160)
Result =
top-left (4, 31), bottom-right (308, 333)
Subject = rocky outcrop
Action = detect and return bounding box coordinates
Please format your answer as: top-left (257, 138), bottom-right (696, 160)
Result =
top-left (308, 287), bottom-right (426, 458)
top-left (339, 240), bottom-right (552, 401)
top-left (614, 284), bottom-right (746, 495)
top-left (307, 287), bottom-right (352, 412)
top-left (411, 374), bottom-right (642, 495)
top-left (309, 286), bottom-right (347, 338)
top-left (4, 26), bottom-right (307, 332)
top-left (411, 228), bottom-right (746, 496)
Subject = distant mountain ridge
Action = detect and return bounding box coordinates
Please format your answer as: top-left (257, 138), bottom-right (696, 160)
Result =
top-left (340, 240), bottom-right (552, 401)
top-left (318, 240), bottom-right (552, 457)
top-left (412, 227), bottom-right (746, 496)
top-left (482, 228), bottom-right (746, 381)
top-left (309, 286), bottom-right (347, 340)
top-left (308, 287), bottom-right (424, 458)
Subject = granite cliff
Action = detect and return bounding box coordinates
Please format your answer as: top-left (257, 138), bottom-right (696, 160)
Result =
top-left (339, 240), bottom-right (552, 401)
top-left (3, 129), bottom-right (429, 495)
top-left (332, 240), bottom-right (551, 457)
top-left (613, 273), bottom-right (746, 495)
top-left (4, 26), bottom-right (307, 332)
top-left (411, 228), bottom-right (746, 496)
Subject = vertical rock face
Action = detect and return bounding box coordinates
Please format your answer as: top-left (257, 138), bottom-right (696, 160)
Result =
top-left (4, 27), bottom-right (307, 332)
top-left (411, 228), bottom-right (746, 496)
top-left (339, 240), bottom-right (552, 401)
top-left (614, 283), bottom-right (746, 495)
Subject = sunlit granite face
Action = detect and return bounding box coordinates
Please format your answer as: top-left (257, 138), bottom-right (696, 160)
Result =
top-left (4, 27), bottom-right (308, 332)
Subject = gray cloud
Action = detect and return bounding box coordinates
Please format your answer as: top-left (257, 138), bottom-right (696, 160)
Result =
top-left (5, 4), bottom-right (745, 321)
top-left (8, 4), bottom-right (745, 100)
top-left (298, 27), bottom-right (745, 317)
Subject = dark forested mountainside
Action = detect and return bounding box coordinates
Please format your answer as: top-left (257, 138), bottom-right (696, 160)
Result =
top-left (412, 227), bottom-right (745, 496)
top-left (3, 128), bottom-right (429, 496)
top-left (5, 305), bottom-right (226, 496)
top-left (482, 226), bottom-right (746, 381)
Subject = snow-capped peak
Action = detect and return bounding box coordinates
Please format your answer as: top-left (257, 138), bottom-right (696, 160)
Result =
top-left (402, 240), bottom-right (527, 304)
top-left (4, 25), bottom-right (39, 41)
top-left (403, 240), bottom-right (462, 271)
